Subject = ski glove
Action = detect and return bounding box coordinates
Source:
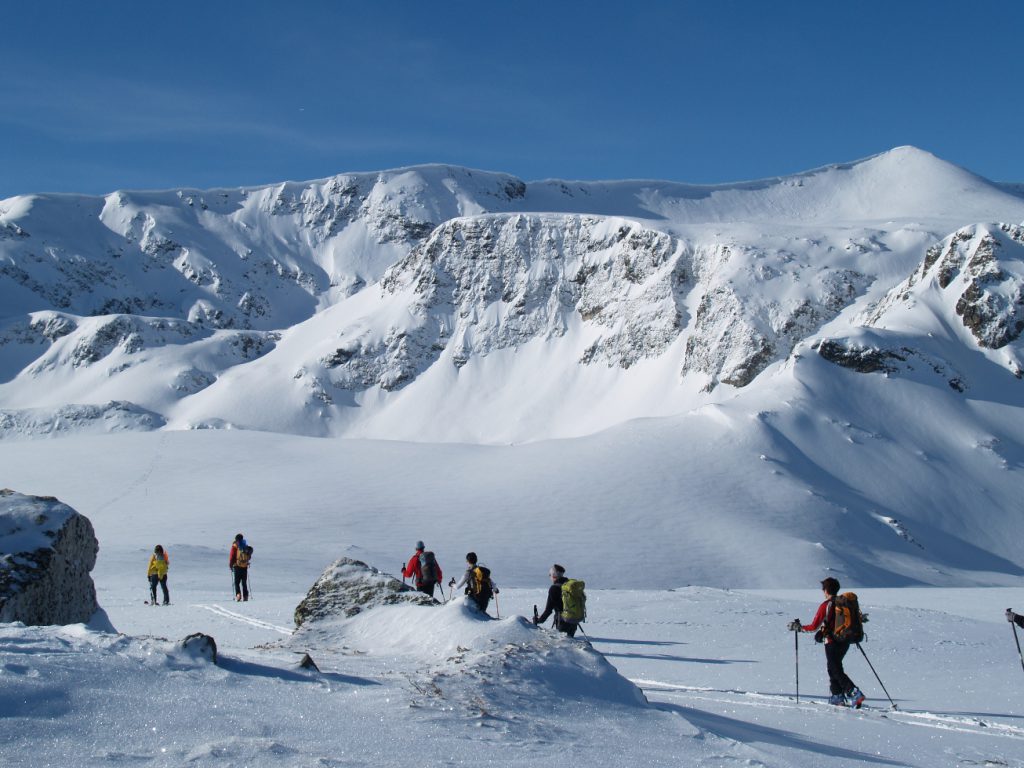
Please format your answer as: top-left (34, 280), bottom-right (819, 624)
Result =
top-left (787, 619), bottom-right (801, 632)
top-left (1008, 608), bottom-right (1018, 623)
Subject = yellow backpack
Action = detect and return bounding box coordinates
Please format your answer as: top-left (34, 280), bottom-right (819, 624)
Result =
top-left (236, 546), bottom-right (252, 568)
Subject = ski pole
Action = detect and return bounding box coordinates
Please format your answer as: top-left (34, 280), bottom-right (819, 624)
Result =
top-left (494, 591), bottom-right (500, 619)
top-left (856, 643), bottom-right (896, 709)
top-left (1010, 613), bottom-right (1024, 674)
top-left (794, 627), bottom-right (800, 703)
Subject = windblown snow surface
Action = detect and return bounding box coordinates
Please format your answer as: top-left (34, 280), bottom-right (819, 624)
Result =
top-left (2, 147), bottom-right (1024, 765)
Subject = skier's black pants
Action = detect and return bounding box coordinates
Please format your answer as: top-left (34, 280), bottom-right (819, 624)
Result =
top-left (417, 580), bottom-right (436, 597)
top-left (825, 640), bottom-right (856, 696)
top-left (233, 567), bottom-right (249, 600)
top-left (470, 593), bottom-right (490, 614)
top-left (557, 617), bottom-right (579, 637)
top-left (149, 574), bottom-right (169, 604)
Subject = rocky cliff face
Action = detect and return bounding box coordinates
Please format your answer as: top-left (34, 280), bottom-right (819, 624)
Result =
top-left (814, 223), bottom-right (1024, 387)
top-left (317, 215), bottom-right (686, 391)
top-left (0, 489), bottom-right (100, 625)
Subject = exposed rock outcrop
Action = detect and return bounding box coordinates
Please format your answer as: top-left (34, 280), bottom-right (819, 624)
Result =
top-left (0, 489), bottom-right (100, 625)
top-left (323, 215), bottom-right (687, 390)
top-left (870, 223), bottom-right (1024, 351)
top-left (179, 633), bottom-right (218, 664)
top-left (293, 557), bottom-right (435, 629)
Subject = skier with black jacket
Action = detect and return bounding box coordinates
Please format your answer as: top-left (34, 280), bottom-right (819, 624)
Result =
top-left (533, 564), bottom-right (579, 637)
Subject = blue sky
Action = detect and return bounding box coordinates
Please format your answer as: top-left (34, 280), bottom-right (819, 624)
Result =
top-left (1, 1), bottom-right (1021, 197)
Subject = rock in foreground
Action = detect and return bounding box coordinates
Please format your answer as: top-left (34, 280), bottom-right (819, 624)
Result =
top-left (0, 489), bottom-right (100, 625)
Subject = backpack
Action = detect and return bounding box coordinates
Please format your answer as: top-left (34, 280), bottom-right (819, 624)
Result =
top-left (561, 579), bottom-right (587, 622)
top-left (470, 565), bottom-right (493, 599)
top-left (830, 592), bottom-right (864, 643)
top-left (419, 551), bottom-right (439, 583)
top-left (236, 546), bottom-right (253, 569)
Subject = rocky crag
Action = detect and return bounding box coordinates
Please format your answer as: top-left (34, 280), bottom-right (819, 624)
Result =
top-left (0, 489), bottom-right (100, 625)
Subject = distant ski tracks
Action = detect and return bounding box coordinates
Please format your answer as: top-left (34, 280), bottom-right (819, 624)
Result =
top-left (634, 679), bottom-right (1024, 740)
top-left (193, 604), bottom-right (293, 635)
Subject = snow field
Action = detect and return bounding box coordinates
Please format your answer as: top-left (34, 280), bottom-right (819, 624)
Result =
top-left (5, 580), bottom-right (1024, 767)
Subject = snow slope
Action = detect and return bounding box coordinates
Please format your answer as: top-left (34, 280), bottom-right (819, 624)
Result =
top-left (3, 558), bottom-right (1022, 767)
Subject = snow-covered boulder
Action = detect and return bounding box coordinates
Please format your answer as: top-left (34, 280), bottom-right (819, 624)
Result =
top-left (0, 489), bottom-right (100, 625)
top-left (293, 557), bottom-right (434, 628)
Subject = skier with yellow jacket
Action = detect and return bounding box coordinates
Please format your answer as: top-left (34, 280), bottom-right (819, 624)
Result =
top-left (147, 545), bottom-right (170, 605)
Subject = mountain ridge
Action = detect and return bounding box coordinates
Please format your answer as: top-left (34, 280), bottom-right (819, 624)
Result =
top-left (2, 146), bottom-right (1024, 443)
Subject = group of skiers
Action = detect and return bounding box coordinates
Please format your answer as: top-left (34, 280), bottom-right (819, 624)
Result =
top-left (147, 537), bottom-right (1024, 709)
top-left (400, 542), bottom-right (586, 635)
top-left (145, 533), bottom-right (254, 605)
top-left (402, 543), bottom-right (501, 614)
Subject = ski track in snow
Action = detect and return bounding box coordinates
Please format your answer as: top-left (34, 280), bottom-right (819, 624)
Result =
top-left (635, 679), bottom-right (1024, 740)
top-left (193, 603), bottom-right (293, 635)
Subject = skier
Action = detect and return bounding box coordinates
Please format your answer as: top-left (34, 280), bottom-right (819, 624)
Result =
top-left (451, 552), bottom-right (497, 614)
top-left (229, 533), bottom-right (253, 602)
top-left (1007, 608), bottom-right (1024, 629)
top-left (401, 541), bottom-right (442, 597)
top-left (789, 577), bottom-right (866, 707)
top-left (147, 544), bottom-right (170, 605)
top-left (533, 563), bottom-right (579, 637)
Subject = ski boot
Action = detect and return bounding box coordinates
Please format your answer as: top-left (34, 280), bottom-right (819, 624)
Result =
top-left (849, 687), bottom-right (865, 709)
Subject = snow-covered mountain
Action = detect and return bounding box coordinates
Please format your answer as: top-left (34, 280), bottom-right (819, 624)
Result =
top-left (2, 146), bottom-right (1022, 441)
top-left (3, 146), bottom-right (1024, 587)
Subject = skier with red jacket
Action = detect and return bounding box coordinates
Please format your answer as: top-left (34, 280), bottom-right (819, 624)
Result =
top-left (401, 541), bottom-right (442, 597)
top-left (790, 577), bottom-right (865, 708)
top-left (228, 533), bottom-right (253, 602)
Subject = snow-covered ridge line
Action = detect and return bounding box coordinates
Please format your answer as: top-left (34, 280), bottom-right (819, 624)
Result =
top-left (1, 146), bottom-right (1024, 443)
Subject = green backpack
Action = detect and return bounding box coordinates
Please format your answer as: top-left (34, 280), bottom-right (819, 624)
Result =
top-left (561, 579), bottom-right (587, 622)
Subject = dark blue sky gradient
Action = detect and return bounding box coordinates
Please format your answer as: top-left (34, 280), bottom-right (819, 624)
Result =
top-left (1, 1), bottom-right (1021, 196)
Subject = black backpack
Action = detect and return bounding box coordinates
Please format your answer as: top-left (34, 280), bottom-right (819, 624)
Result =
top-left (419, 551), bottom-right (439, 582)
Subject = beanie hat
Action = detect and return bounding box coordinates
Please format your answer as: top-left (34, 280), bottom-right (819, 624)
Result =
top-left (416, 541), bottom-right (425, 550)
